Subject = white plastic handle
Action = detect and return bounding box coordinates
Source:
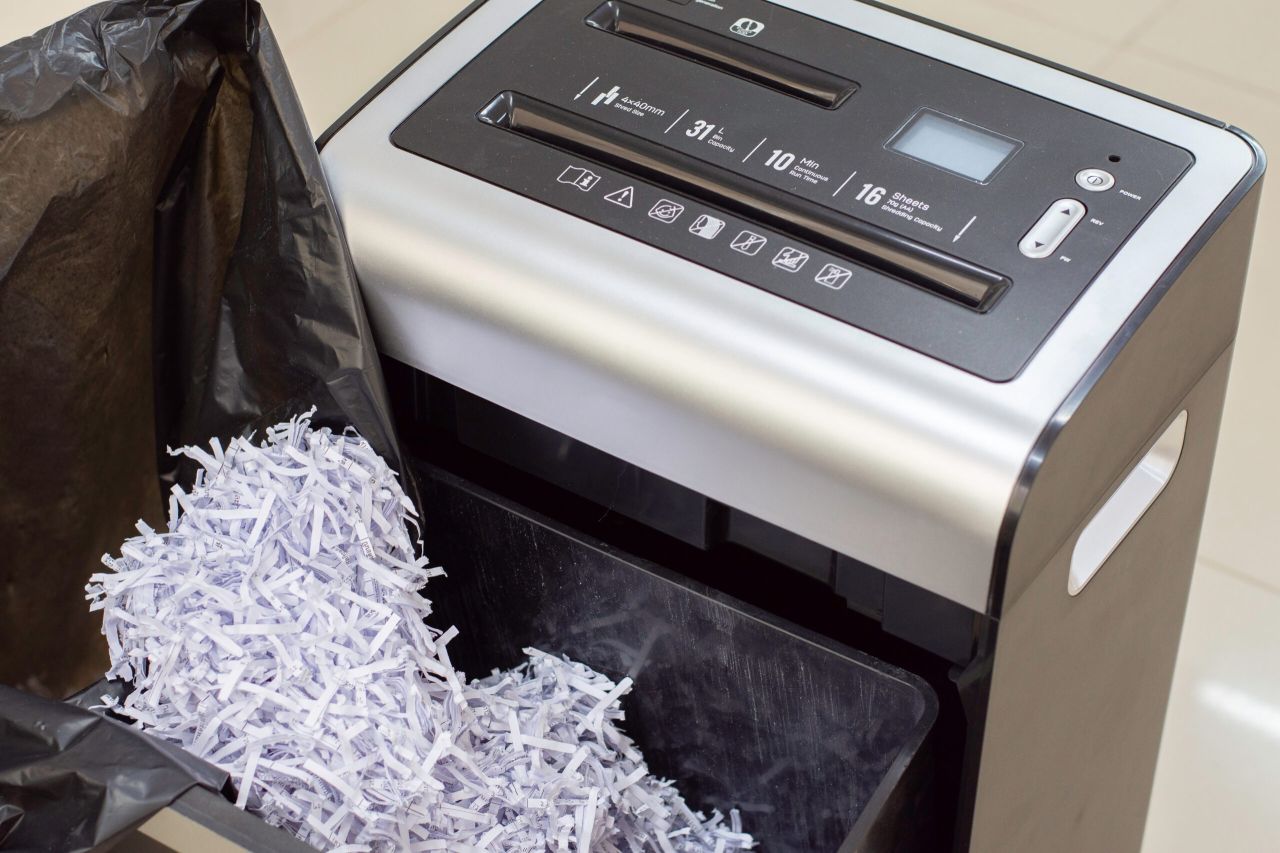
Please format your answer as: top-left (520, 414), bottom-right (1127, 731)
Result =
top-left (1068, 410), bottom-right (1188, 596)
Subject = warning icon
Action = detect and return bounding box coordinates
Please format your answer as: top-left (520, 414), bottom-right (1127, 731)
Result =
top-left (604, 186), bottom-right (635, 208)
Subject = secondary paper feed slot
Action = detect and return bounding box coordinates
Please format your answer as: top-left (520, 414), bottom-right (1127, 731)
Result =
top-left (584, 1), bottom-right (858, 109)
top-left (477, 91), bottom-right (1009, 310)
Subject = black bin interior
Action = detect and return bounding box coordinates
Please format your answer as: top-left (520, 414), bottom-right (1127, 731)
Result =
top-left (418, 465), bottom-right (938, 852)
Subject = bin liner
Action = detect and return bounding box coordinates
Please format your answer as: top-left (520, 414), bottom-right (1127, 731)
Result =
top-left (0, 0), bottom-right (408, 845)
top-left (0, 682), bottom-right (230, 852)
top-left (0, 0), bottom-right (405, 699)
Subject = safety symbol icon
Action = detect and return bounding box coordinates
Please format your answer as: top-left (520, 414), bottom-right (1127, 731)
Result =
top-left (649, 199), bottom-right (685, 224)
top-left (772, 246), bottom-right (810, 273)
top-left (605, 186), bottom-right (635, 208)
top-left (814, 263), bottom-right (852, 290)
top-left (731, 231), bottom-right (767, 256)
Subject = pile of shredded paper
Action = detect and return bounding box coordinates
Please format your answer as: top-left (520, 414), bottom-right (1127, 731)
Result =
top-left (86, 412), bottom-right (754, 852)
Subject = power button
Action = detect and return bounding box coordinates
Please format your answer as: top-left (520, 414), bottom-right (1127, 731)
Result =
top-left (1076, 168), bottom-right (1116, 192)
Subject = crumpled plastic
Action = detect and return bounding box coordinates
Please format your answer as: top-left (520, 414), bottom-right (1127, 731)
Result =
top-left (0, 0), bottom-right (409, 848)
top-left (0, 0), bottom-right (405, 695)
top-left (0, 682), bottom-right (230, 852)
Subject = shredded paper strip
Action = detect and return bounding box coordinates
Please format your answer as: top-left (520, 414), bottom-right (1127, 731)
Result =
top-left (86, 412), bottom-right (755, 851)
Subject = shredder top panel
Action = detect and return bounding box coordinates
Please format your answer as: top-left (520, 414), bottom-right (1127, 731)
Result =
top-left (389, 0), bottom-right (1193, 381)
top-left (320, 0), bottom-right (1259, 612)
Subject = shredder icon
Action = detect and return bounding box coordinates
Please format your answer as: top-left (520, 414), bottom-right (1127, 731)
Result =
top-left (731, 231), bottom-right (767, 255)
top-left (648, 199), bottom-right (685, 223)
top-left (815, 263), bottom-right (852, 289)
top-left (557, 165), bottom-right (600, 192)
top-left (689, 214), bottom-right (726, 240)
top-left (772, 247), bottom-right (809, 272)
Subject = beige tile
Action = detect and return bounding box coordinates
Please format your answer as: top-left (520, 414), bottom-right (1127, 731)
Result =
top-left (259, 0), bottom-right (473, 134)
top-left (879, 0), bottom-right (1120, 72)
top-left (979, 0), bottom-right (1174, 48)
top-left (0, 0), bottom-right (472, 136)
top-left (257, 0), bottom-right (353, 48)
top-left (1143, 562), bottom-right (1280, 851)
top-left (1097, 46), bottom-right (1280, 131)
top-left (1136, 0), bottom-right (1280, 100)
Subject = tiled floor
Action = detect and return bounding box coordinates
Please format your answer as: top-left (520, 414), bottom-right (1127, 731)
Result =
top-left (3, 1), bottom-right (1276, 849)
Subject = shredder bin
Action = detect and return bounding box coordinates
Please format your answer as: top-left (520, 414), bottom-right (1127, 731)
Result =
top-left (415, 464), bottom-right (940, 853)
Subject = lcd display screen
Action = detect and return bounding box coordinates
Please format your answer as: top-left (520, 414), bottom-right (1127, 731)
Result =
top-left (888, 110), bottom-right (1021, 183)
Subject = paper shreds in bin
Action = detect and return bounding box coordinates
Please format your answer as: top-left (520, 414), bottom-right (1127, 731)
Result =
top-left (86, 412), bottom-right (755, 851)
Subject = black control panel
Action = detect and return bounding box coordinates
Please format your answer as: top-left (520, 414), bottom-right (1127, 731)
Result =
top-left (391, 0), bottom-right (1192, 379)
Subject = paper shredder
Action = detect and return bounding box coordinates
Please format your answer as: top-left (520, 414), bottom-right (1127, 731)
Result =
top-left (315, 1), bottom-right (1266, 850)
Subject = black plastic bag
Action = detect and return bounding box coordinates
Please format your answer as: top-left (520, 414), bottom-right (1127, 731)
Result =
top-left (0, 0), bottom-right (407, 846)
top-left (0, 0), bottom-right (406, 698)
top-left (0, 683), bottom-right (230, 852)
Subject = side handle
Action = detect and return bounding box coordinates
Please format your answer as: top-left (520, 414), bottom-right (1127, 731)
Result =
top-left (1068, 410), bottom-right (1188, 595)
